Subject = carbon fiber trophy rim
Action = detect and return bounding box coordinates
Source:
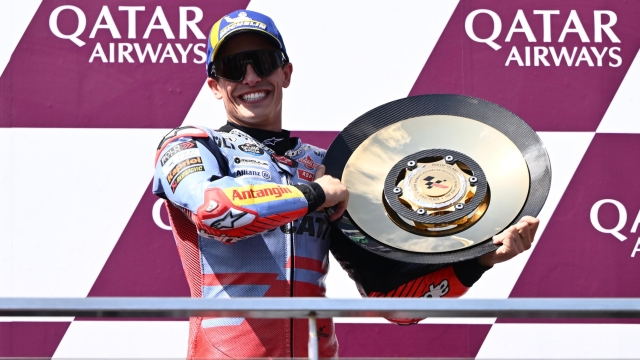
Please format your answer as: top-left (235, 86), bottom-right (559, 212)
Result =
top-left (325, 94), bottom-right (551, 264)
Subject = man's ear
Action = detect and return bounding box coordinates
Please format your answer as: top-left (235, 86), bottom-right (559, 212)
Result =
top-left (207, 77), bottom-right (224, 100)
top-left (282, 62), bottom-right (293, 88)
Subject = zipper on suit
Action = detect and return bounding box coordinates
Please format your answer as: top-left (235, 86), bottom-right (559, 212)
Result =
top-left (290, 229), bottom-right (295, 358)
top-left (286, 172), bottom-right (295, 358)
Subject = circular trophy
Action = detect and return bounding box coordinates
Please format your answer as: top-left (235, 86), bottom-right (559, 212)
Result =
top-left (325, 94), bottom-right (551, 265)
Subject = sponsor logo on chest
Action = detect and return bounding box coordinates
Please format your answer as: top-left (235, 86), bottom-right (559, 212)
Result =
top-left (299, 155), bottom-right (319, 170)
top-left (272, 154), bottom-right (297, 167)
top-left (233, 156), bottom-right (269, 168)
top-left (298, 169), bottom-right (314, 182)
top-left (235, 169), bottom-right (271, 180)
top-left (285, 148), bottom-right (303, 157)
top-left (238, 143), bottom-right (265, 156)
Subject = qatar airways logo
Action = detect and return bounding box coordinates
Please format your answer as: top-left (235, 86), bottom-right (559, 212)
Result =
top-left (465, 9), bottom-right (622, 67)
top-left (590, 199), bottom-right (640, 257)
top-left (49, 5), bottom-right (207, 64)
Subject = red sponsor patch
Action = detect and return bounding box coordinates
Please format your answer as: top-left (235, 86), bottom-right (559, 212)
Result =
top-left (298, 169), bottom-right (314, 182)
top-left (299, 155), bottom-right (319, 170)
top-left (273, 154), bottom-right (296, 167)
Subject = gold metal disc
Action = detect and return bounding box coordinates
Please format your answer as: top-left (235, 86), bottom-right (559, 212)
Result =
top-left (342, 115), bottom-right (530, 253)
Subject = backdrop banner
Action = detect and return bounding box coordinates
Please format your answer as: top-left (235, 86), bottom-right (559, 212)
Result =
top-left (2, 0), bottom-right (640, 358)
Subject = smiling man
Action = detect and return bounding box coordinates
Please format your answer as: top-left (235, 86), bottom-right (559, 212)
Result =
top-left (152, 9), bottom-right (539, 359)
top-left (153, 10), bottom-right (347, 359)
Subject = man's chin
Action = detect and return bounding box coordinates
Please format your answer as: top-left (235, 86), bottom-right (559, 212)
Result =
top-left (233, 116), bottom-right (274, 128)
top-left (237, 109), bottom-right (270, 122)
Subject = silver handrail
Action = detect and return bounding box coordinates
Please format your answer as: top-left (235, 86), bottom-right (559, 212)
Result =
top-left (2, 297), bottom-right (640, 360)
top-left (2, 297), bottom-right (640, 318)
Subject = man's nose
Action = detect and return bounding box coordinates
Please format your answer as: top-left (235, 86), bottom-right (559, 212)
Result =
top-left (243, 64), bottom-right (261, 85)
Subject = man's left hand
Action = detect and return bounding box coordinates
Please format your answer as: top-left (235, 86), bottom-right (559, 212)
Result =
top-left (477, 216), bottom-right (540, 268)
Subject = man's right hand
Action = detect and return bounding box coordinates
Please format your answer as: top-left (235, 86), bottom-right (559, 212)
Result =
top-left (313, 165), bottom-right (349, 221)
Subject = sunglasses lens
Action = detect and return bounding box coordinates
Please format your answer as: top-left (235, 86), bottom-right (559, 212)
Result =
top-left (213, 50), bottom-right (284, 81)
top-left (252, 50), bottom-right (284, 77)
top-left (215, 55), bottom-right (246, 81)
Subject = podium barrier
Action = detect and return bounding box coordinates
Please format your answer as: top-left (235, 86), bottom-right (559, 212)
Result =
top-left (2, 297), bottom-right (640, 360)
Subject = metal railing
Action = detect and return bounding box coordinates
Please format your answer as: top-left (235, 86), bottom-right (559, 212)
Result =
top-left (2, 297), bottom-right (640, 360)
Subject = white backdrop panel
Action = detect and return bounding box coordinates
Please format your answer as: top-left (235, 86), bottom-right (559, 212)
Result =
top-left (247, 0), bottom-right (459, 131)
top-left (6, 128), bottom-right (168, 298)
top-left (0, 0), bottom-right (42, 77)
top-left (54, 321), bottom-right (189, 359)
top-left (598, 48), bottom-right (640, 134)
top-left (478, 324), bottom-right (640, 359)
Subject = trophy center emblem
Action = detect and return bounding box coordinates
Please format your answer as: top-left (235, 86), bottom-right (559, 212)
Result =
top-left (401, 160), bottom-right (467, 209)
top-left (413, 166), bottom-right (457, 199)
top-left (381, 151), bottom-right (491, 238)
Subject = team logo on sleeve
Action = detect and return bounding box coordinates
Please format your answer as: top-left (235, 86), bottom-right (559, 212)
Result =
top-left (162, 148), bottom-right (201, 173)
top-left (210, 208), bottom-right (253, 229)
top-left (166, 157), bottom-right (203, 183)
top-left (223, 184), bottom-right (301, 206)
top-left (313, 150), bottom-right (325, 158)
top-left (170, 165), bottom-right (205, 192)
top-left (160, 140), bottom-right (197, 166)
top-left (238, 143), bottom-right (265, 156)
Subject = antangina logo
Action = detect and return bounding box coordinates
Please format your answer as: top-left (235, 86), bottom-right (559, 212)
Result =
top-left (223, 184), bottom-right (301, 206)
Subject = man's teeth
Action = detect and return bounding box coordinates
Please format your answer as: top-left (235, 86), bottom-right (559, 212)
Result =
top-left (242, 92), bottom-right (267, 101)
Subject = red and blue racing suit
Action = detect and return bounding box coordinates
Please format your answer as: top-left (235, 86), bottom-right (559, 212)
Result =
top-left (153, 123), bottom-right (336, 359)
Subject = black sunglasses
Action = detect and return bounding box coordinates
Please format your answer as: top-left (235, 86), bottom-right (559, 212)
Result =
top-left (209, 49), bottom-right (288, 81)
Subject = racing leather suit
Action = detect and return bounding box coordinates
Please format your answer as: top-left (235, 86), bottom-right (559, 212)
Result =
top-left (152, 122), bottom-right (491, 357)
top-left (153, 123), bottom-right (337, 359)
